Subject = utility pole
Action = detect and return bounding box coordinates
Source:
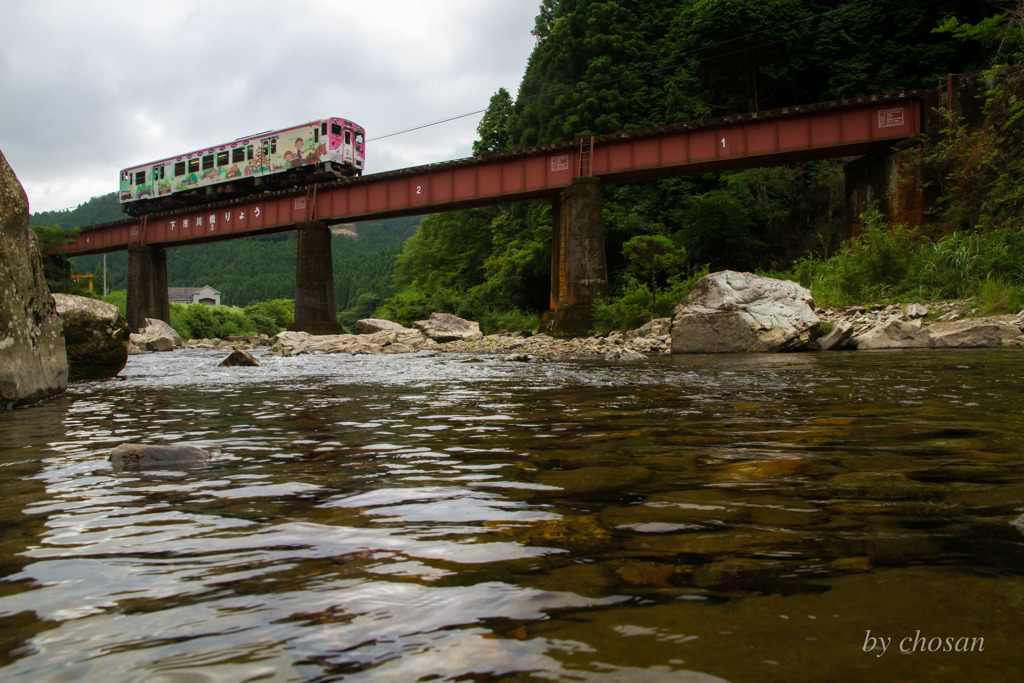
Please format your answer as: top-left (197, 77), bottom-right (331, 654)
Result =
top-left (103, 254), bottom-right (107, 297)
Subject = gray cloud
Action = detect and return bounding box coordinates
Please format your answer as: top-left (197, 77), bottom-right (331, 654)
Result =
top-left (0, 0), bottom-right (537, 212)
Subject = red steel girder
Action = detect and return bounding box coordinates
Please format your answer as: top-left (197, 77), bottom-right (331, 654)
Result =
top-left (67, 94), bottom-right (922, 256)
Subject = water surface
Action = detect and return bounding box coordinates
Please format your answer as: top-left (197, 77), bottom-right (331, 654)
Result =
top-left (1, 348), bottom-right (1022, 681)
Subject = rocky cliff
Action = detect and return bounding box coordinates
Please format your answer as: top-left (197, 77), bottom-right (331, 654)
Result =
top-left (0, 149), bottom-right (68, 407)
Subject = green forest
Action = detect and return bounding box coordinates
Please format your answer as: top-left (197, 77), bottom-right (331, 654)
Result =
top-left (33, 1), bottom-right (1024, 337)
top-left (380, 0), bottom-right (1024, 332)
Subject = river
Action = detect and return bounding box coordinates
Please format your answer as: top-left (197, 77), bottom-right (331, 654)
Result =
top-left (0, 347), bottom-right (1022, 682)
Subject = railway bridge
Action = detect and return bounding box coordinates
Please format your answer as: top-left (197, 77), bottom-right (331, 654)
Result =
top-left (65, 88), bottom-right (943, 334)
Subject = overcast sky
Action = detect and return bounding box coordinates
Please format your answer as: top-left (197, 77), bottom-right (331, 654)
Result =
top-left (0, 1), bottom-right (539, 213)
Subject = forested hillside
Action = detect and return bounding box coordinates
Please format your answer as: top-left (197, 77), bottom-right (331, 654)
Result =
top-left (381, 0), bottom-right (1019, 331)
top-left (30, 193), bottom-right (419, 325)
top-left (31, 1), bottom-right (1024, 335)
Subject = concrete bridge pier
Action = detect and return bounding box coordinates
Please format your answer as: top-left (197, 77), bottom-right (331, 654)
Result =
top-left (289, 221), bottom-right (344, 335)
top-left (126, 243), bottom-right (169, 332)
top-left (542, 176), bottom-right (609, 337)
top-left (844, 146), bottom-right (929, 234)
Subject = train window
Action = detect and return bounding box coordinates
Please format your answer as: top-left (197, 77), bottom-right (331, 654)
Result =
top-left (217, 151), bottom-right (229, 166)
top-left (321, 123), bottom-right (327, 136)
top-left (154, 166), bottom-right (165, 180)
top-left (135, 171), bottom-right (145, 185)
top-left (188, 158), bottom-right (200, 173)
top-left (355, 132), bottom-right (364, 145)
top-left (232, 148), bottom-right (245, 163)
top-left (246, 145), bottom-right (253, 160)
top-left (345, 130), bottom-right (351, 144)
top-left (314, 128), bottom-right (319, 143)
top-left (271, 139), bottom-right (277, 154)
top-left (202, 154), bottom-right (214, 170)
top-left (121, 171), bottom-right (130, 182)
top-left (174, 161), bottom-right (186, 176)
top-left (332, 123), bottom-right (342, 136)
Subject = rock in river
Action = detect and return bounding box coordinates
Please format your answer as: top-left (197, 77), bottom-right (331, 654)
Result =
top-left (671, 271), bottom-right (819, 353)
top-left (219, 349), bottom-right (261, 367)
top-left (413, 312), bottom-right (483, 343)
top-left (110, 443), bottom-right (211, 473)
top-left (0, 148), bottom-right (68, 406)
top-left (52, 293), bottom-right (130, 380)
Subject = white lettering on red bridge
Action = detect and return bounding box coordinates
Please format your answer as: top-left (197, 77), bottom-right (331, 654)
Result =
top-left (878, 108), bottom-right (905, 128)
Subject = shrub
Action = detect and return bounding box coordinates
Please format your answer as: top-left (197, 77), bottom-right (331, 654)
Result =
top-left (102, 290), bottom-right (127, 317)
top-left (243, 299), bottom-right (294, 335)
top-left (592, 265), bottom-right (708, 334)
top-left (170, 303), bottom-right (258, 341)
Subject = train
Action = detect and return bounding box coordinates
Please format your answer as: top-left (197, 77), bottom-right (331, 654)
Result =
top-left (119, 117), bottom-right (365, 215)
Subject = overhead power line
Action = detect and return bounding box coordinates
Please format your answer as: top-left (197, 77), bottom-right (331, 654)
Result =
top-left (369, 0), bottom-right (945, 144)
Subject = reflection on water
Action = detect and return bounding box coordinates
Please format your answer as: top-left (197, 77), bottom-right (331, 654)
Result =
top-left (0, 349), bottom-right (1022, 681)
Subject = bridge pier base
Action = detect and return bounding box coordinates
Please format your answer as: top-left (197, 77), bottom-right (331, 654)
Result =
top-left (289, 221), bottom-right (344, 335)
top-left (844, 146), bottom-right (929, 234)
top-left (126, 244), bottom-right (170, 332)
top-left (541, 177), bottom-right (608, 337)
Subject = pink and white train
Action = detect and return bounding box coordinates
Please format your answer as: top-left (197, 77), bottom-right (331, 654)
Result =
top-left (119, 117), bottom-right (365, 215)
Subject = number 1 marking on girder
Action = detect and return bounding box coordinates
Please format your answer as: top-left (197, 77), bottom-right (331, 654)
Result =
top-left (721, 137), bottom-right (726, 148)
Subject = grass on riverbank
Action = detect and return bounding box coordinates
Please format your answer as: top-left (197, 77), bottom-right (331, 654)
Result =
top-left (775, 210), bottom-right (1024, 314)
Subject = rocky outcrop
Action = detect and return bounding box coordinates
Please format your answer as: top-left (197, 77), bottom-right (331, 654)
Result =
top-left (183, 334), bottom-right (271, 351)
top-left (356, 318), bottom-right (413, 334)
top-left (0, 149), bottom-right (68, 406)
top-left (413, 313), bottom-right (483, 343)
top-left (269, 329), bottom-right (439, 356)
top-left (110, 443), bottom-right (211, 473)
top-left (853, 318), bottom-right (934, 350)
top-left (818, 302), bottom-right (1024, 350)
top-left (52, 293), bottom-right (129, 380)
top-left (129, 318), bottom-right (181, 354)
top-left (671, 271), bottom-right (819, 353)
top-left (931, 319), bottom-right (1023, 348)
top-left (816, 320), bottom-right (855, 351)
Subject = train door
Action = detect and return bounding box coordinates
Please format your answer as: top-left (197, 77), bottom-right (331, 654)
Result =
top-left (257, 136), bottom-right (277, 175)
top-left (151, 164), bottom-right (167, 197)
top-left (342, 127), bottom-right (354, 167)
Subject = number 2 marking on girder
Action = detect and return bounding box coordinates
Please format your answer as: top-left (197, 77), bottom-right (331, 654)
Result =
top-left (416, 185), bottom-right (422, 195)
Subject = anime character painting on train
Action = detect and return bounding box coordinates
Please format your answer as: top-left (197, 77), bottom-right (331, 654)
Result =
top-left (119, 117), bottom-right (365, 215)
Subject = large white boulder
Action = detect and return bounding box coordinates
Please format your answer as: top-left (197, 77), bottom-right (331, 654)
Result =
top-left (671, 271), bottom-right (819, 353)
top-left (356, 318), bottom-right (413, 334)
top-left (413, 312), bottom-right (483, 343)
top-left (52, 293), bottom-right (130, 379)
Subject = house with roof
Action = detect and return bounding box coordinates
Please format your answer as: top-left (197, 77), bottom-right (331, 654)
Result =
top-left (168, 285), bottom-right (221, 306)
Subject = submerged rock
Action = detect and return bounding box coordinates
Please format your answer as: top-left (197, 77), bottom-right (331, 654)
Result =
top-left (0, 148), bottom-right (68, 406)
top-left (53, 293), bottom-right (130, 379)
top-left (110, 443), bottom-right (211, 473)
top-left (671, 271), bottom-right (819, 353)
top-left (219, 349), bottom-right (261, 367)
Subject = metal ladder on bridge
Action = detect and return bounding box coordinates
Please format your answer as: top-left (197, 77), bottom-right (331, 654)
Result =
top-left (938, 73), bottom-right (955, 129)
top-left (578, 135), bottom-right (595, 177)
top-left (303, 183), bottom-right (318, 222)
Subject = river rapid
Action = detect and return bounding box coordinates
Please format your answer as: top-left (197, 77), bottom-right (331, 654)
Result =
top-left (0, 347), bottom-right (1022, 682)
